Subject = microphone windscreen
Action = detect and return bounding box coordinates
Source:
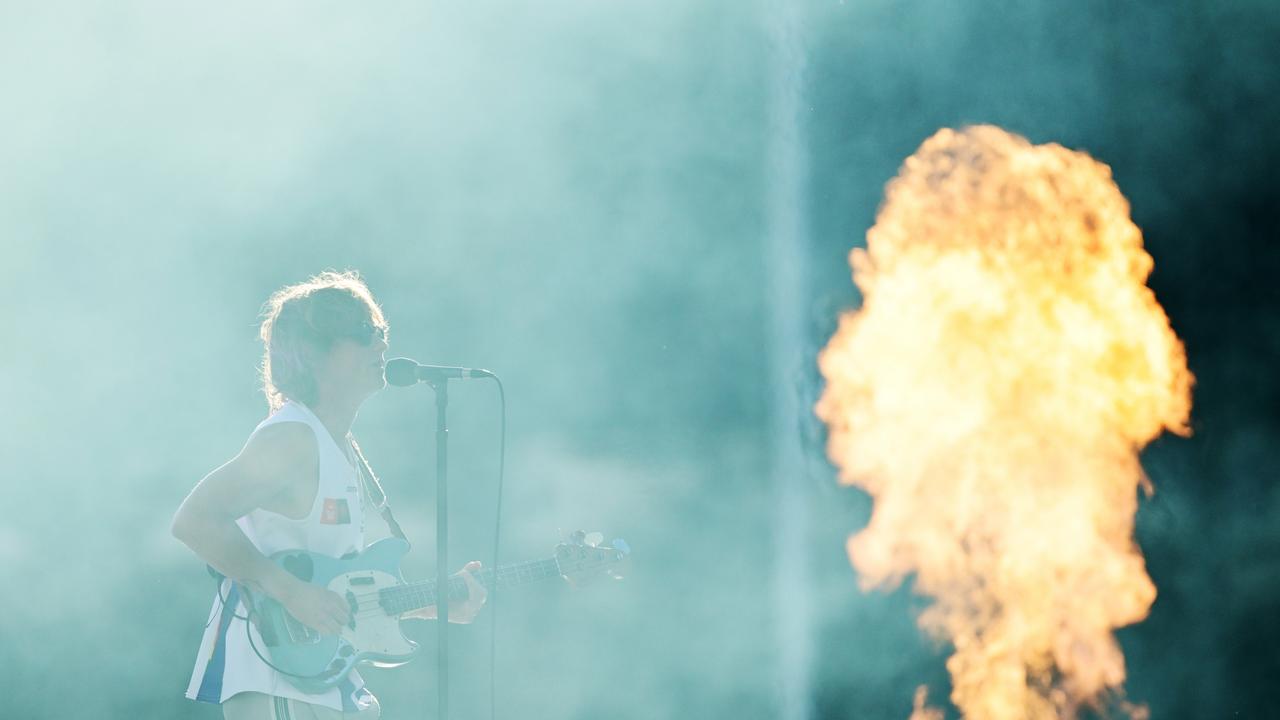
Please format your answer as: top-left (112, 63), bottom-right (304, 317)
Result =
top-left (385, 357), bottom-right (420, 387)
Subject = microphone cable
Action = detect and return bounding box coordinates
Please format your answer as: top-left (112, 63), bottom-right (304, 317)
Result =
top-left (485, 374), bottom-right (507, 720)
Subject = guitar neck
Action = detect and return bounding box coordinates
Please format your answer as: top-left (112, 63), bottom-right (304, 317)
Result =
top-left (379, 557), bottom-right (562, 616)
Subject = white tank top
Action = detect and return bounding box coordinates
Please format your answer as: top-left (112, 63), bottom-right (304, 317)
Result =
top-left (185, 400), bottom-right (375, 711)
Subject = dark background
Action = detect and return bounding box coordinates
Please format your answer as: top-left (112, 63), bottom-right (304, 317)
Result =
top-left (1, 1), bottom-right (1276, 718)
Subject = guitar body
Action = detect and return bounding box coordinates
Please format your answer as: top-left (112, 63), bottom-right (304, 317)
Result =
top-left (251, 538), bottom-right (417, 693)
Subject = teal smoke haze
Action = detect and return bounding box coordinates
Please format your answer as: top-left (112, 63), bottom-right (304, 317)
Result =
top-left (5, 0), bottom-right (1270, 718)
top-left (1, 2), bottom-right (786, 718)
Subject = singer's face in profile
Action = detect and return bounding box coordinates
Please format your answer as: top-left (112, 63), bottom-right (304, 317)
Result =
top-left (313, 314), bottom-right (389, 404)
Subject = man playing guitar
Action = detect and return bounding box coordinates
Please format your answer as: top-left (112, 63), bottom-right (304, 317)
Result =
top-left (172, 271), bottom-right (486, 719)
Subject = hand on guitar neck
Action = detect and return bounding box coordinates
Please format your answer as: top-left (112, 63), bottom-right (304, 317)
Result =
top-left (400, 560), bottom-right (487, 624)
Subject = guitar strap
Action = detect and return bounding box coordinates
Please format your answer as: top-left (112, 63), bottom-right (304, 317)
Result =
top-left (348, 435), bottom-right (410, 546)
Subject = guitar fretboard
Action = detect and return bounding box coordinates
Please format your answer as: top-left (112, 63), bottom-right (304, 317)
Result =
top-left (378, 557), bottom-right (562, 616)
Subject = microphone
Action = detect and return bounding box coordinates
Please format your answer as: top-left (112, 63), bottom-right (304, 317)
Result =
top-left (385, 357), bottom-right (493, 386)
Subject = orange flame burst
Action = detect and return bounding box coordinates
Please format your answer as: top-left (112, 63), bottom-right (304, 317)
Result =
top-left (816, 126), bottom-right (1193, 719)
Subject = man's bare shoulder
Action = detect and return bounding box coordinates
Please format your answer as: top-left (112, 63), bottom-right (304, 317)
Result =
top-left (174, 420), bottom-right (320, 523)
top-left (238, 421), bottom-right (319, 479)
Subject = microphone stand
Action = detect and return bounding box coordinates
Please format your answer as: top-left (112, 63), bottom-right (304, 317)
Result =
top-left (428, 376), bottom-right (451, 720)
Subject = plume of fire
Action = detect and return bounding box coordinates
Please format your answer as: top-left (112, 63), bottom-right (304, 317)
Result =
top-left (816, 126), bottom-right (1192, 719)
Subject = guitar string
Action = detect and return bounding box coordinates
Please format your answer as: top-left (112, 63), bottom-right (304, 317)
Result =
top-left (285, 555), bottom-right (612, 625)
top-left (346, 569), bottom-right (560, 610)
top-left (291, 554), bottom-right (606, 621)
top-left (341, 567), bottom-right (552, 606)
top-left (339, 563), bottom-right (565, 619)
top-left (338, 560), bottom-right (562, 604)
top-left (346, 567), bottom-right (588, 619)
top-left (272, 551), bottom-right (625, 639)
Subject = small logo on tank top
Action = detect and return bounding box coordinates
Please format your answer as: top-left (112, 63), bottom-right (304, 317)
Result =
top-left (320, 498), bottom-right (351, 525)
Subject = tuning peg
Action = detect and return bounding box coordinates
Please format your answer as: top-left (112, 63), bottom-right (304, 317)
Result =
top-left (583, 532), bottom-right (604, 547)
top-left (611, 538), bottom-right (630, 556)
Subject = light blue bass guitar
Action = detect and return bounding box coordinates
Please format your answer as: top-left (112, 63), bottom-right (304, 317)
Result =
top-left (242, 532), bottom-right (629, 693)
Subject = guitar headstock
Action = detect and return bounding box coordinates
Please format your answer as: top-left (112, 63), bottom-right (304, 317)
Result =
top-left (554, 530), bottom-right (630, 585)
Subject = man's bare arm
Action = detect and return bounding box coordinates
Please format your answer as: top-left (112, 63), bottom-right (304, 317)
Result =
top-left (171, 422), bottom-right (350, 634)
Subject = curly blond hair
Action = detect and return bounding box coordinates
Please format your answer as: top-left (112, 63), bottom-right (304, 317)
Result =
top-left (258, 270), bottom-right (388, 412)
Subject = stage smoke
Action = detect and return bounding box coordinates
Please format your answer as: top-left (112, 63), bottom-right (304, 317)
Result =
top-left (816, 126), bottom-right (1193, 719)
